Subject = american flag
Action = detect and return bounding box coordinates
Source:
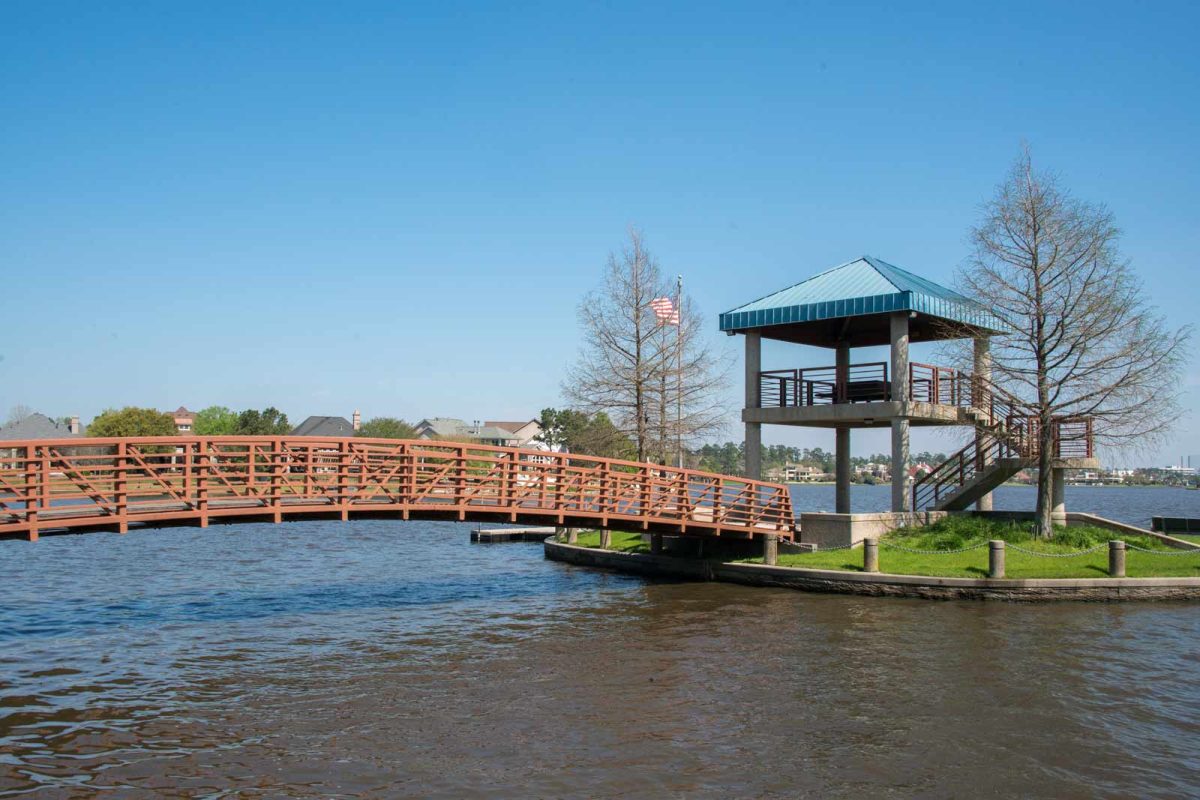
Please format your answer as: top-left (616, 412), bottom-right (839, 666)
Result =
top-left (650, 296), bottom-right (679, 325)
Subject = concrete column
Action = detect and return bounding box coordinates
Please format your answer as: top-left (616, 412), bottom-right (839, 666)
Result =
top-left (1109, 540), bottom-right (1126, 578)
top-left (745, 423), bottom-right (762, 480)
top-left (863, 537), bottom-right (879, 573)
top-left (744, 331), bottom-right (762, 480)
top-left (1051, 467), bottom-right (1067, 526)
top-left (835, 340), bottom-right (852, 514)
top-left (835, 426), bottom-right (851, 513)
top-left (599, 529), bottom-right (611, 550)
top-left (974, 337), bottom-right (994, 512)
top-left (989, 540), bottom-right (1006, 579)
top-left (890, 312), bottom-right (910, 402)
top-left (763, 534), bottom-right (778, 566)
top-left (835, 341), bottom-right (850, 404)
top-left (891, 420), bottom-right (910, 512)
top-left (890, 312), bottom-right (911, 512)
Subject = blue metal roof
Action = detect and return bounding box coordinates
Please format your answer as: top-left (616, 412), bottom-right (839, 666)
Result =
top-left (719, 256), bottom-right (1004, 335)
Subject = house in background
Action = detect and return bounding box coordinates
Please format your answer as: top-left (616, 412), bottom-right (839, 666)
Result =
top-left (290, 413), bottom-right (359, 437)
top-left (782, 463), bottom-right (824, 482)
top-left (0, 413), bottom-right (81, 461)
top-left (484, 420), bottom-right (542, 447)
top-left (414, 418), bottom-right (526, 447)
top-left (167, 407), bottom-right (196, 433)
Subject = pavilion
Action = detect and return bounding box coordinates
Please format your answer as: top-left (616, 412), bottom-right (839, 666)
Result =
top-left (720, 256), bottom-right (1011, 514)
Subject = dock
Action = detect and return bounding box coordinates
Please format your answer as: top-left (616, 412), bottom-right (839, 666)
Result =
top-left (470, 526), bottom-right (558, 543)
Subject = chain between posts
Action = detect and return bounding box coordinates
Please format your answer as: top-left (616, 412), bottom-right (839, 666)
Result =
top-left (1124, 543), bottom-right (1200, 556)
top-left (1005, 542), bottom-right (1110, 558)
top-left (878, 541), bottom-right (990, 555)
top-left (808, 541), bottom-right (860, 552)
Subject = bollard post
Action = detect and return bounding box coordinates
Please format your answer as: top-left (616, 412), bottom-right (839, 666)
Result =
top-left (599, 529), bottom-right (611, 550)
top-left (1109, 540), bottom-right (1126, 578)
top-left (989, 540), bottom-right (1006, 579)
top-left (651, 533), bottom-right (664, 555)
top-left (863, 537), bottom-right (879, 573)
top-left (763, 534), bottom-right (778, 566)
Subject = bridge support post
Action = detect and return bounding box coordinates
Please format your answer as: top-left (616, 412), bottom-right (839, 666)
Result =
top-left (744, 330), bottom-right (762, 480)
top-left (599, 529), bottom-right (612, 550)
top-left (973, 336), bottom-right (994, 512)
top-left (763, 533), bottom-right (778, 566)
top-left (115, 441), bottom-right (129, 534)
top-left (24, 444), bottom-right (39, 543)
top-left (651, 533), bottom-right (663, 555)
top-left (1051, 468), bottom-right (1067, 526)
top-left (890, 312), bottom-right (911, 512)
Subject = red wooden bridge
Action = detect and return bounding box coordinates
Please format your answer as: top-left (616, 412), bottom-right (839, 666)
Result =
top-left (0, 437), bottom-right (796, 542)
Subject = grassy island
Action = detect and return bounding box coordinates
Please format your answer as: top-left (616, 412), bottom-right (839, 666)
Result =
top-left (568, 517), bottom-right (1200, 579)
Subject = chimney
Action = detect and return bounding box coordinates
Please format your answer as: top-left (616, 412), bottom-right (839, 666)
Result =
top-left (352, 409), bottom-right (361, 432)
top-left (69, 415), bottom-right (81, 435)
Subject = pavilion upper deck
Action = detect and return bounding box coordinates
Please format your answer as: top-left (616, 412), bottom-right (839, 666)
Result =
top-left (749, 360), bottom-right (980, 428)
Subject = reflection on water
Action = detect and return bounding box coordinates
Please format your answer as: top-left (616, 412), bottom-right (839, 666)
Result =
top-left (3, 519), bottom-right (1200, 798)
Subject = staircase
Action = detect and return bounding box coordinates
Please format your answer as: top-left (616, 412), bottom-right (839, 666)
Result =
top-left (912, 435), bottom-right (1032, 511)
top-left (911, 374), bottom-right (1095, 512)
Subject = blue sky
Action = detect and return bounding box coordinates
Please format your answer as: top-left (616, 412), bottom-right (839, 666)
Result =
top-left (2, 1), bottom-right (1197, 465)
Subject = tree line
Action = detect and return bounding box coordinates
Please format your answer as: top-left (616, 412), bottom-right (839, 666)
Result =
top-left (692, 442), bottom-right (949, 478)
top-left (71, 406), bottom-right (423, 439)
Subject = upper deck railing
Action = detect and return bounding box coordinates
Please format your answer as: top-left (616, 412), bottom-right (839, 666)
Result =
top-left (0, 436), bottom-right (796, 542)
top-left (758, 361), bottom-right (970, 408)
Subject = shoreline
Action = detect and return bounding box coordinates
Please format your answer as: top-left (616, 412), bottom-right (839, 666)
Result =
top-left (544, 539), bottom-right (1200, 602)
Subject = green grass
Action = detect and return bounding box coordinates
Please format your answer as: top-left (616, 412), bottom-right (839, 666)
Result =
top-left (569, 517), bottom-right (1200, 578)
top-left (570, 530), bottom-right (650, 553)
top-left (754, 517), bottom-right (1200, 578)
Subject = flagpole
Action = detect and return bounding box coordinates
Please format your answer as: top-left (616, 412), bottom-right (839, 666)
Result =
top-left (676, 274), bottom-right (683, 468)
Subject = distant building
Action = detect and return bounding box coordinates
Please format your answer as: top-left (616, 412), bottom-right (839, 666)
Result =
top-left (414, 418), bottom-right (523, 447)
top-left (0, 413), bottom-right (81, 460)
top-left (167, 406), bottom-right (195, 434)
top-left (484, 420), bottom-right (543, 447)
top-left (908, 462), bottom-right (934, 478)
top-left (291, 415), bottom-right (356, 437)
top-left (782, 463), bottom-right (824, 482)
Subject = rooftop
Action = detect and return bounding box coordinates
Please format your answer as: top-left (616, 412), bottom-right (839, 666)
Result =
top-left (0, 413), bottom-right (80, 441)
top-left (290, 415), bottom-right (355, 437)
top-left (719, 256), bottom-right (1004, 347)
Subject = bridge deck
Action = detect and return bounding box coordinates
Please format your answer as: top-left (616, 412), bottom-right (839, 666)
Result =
top-left (0, 436), bottom-right (797, 542)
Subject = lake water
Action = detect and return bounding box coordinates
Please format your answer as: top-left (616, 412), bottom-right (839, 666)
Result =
top-left (790, 483), bottom-right (1200, 528)
top-left (3, 490), bottom-right (1200, 798)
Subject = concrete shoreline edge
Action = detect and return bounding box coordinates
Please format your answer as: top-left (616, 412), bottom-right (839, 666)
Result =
top-left (543, 539), bottom-right (1200, 602)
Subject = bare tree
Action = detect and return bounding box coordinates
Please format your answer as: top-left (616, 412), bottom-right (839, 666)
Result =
top-left (961, 148), bottom-right (1192, 536)
top-left (566, 228), bottom-right (727, 463)
top-left (5, 405), bottom-right (33, 425)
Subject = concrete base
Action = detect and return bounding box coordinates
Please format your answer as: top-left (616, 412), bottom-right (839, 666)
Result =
top-left (545, 540), bottom-right (1200, 602)
top-left (799, 511), bottom-right (948, 549)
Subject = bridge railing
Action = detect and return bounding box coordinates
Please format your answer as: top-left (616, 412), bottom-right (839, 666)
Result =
top-left (0, 437), bottom-right (796, 541)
